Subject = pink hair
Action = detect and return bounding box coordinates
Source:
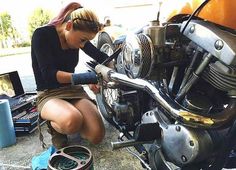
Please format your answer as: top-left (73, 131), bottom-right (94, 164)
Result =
top-left (48, 2), bottom-right (82, 26)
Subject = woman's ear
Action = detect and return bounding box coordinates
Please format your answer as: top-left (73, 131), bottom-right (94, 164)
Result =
top-left (65, 21), bottom-right (73, 31)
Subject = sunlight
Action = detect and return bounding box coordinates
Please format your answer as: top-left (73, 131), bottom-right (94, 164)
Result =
top-left (0, 0), bottom-right (157, 42)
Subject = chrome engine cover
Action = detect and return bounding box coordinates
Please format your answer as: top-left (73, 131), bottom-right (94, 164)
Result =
top-left (181, 20), bottom-right (236, 65)
top-left (121, 33), bottom-right (154, 78)
top-left (161, 124), bottom-right (213, 166)
top-left (180, 20), bottom-right (236, 93)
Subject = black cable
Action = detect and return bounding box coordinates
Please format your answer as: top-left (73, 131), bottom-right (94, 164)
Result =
top-left (181, 0), bottom-right (210, 35)
top-left (101, 47), bottom-right (122, 65)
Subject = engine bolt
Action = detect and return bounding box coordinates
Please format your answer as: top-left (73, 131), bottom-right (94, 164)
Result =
top-left (181, 155), bottom-right (187, 162)
top-left (215, 39), bottom-right (224, 50)
top-left (189, 140), bottom-right (194, 146)
top-left (175, 126), bottom-right (181, 132)
top-left (189, 25), bottom-right (195, 33)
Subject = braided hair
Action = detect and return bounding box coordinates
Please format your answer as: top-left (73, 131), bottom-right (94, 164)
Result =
top-left (68, 8), bottom-right (103, 33)
top-left (48, 2), bottom-right (103, 33)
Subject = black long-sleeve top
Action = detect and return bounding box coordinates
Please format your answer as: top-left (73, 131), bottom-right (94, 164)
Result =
top-left (31, 25), bottom-right (107, 91)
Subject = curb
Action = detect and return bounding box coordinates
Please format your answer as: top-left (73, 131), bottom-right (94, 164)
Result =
top-left (0, 47), bottom-right (31, 57)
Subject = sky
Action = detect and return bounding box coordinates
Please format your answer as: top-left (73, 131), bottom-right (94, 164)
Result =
top-left (0, 0), bottom-right (115, 40)
top-left (0, 0), bottom-right (62, 39)
top-left (0, 0), bottom-right (158, 40)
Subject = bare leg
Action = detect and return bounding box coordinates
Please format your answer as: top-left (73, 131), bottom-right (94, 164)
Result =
top-left (71, 98), bottom-right (105, 144)
top-left (40, 98), bottom-right (105, 144)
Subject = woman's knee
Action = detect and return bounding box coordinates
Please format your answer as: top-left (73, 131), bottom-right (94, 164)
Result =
top-left (59, 111), bottom-right (84, 134)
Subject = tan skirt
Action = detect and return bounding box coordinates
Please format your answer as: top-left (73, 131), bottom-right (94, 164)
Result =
top-left (36, 85), bottom-right (91, 112)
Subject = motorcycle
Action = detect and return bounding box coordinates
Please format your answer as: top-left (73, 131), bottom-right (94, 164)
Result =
top-left (92, 0), bottom-right (236, 169)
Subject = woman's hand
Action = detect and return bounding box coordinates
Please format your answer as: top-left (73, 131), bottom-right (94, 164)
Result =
top-left (89, 84), bottom-right (100, 94)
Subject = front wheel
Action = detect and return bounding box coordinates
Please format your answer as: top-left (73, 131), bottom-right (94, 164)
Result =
top-left (97, 31), bottom-right (115, 55)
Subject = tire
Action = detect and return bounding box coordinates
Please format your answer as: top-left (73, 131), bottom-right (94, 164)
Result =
top-left (96, 32), bottom-right (121, 125)
top-left (97, 32), bottom-right (115, 55)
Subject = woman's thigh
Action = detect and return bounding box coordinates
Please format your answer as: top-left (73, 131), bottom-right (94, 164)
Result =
top-left (40, 98), bottom-right (83, 132)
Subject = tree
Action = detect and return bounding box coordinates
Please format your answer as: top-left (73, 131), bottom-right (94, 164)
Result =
top-left (0, 12), bottom-right (17, 48)
top-left (28, 8), bottom-right (52, 39)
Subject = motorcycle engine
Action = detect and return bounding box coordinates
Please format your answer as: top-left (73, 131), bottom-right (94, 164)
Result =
top-left (161, 124), bottom-right (213, 166)
top-left (119, 19), bottom-right (236, 109)
top-left (115, 19), bottom-right (236, 166)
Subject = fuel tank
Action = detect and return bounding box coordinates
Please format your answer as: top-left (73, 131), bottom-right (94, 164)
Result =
top-left (160, 0), bottom-right (236, 30)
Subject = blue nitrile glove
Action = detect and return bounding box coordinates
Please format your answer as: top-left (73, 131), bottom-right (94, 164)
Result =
top-left (71, 71), bottom-right (98, 85)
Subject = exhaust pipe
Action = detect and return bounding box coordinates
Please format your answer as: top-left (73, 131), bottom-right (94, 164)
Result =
top-left (95, 64), bottom-right (236, 129)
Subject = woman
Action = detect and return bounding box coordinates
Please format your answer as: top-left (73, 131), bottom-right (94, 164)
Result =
top-left (31, 2), bottom-right (108, 149)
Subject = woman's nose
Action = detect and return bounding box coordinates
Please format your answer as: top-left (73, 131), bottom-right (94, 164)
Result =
top-left (79, 42), bottom-right (86, 48)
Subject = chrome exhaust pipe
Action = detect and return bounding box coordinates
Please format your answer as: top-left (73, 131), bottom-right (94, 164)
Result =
top-left (95, 64), bottom-right (236, 129)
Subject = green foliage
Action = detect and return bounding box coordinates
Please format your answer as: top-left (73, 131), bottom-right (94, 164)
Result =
top-left (28, 8), bottom-right (52, 39)
top-left (0, 12), bottom-right (21, 48)
top-left (17, 41), bottom-right (31, 47)
top-left (0, 12), bottom-right (12, 39)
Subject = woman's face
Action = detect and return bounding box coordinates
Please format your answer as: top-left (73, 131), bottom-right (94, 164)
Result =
top-left (64, 21), bottom-right (96, 49)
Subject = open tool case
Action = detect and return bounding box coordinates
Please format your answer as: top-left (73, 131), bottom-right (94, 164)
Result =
top-left (0, 71), bottom-right (44, 135)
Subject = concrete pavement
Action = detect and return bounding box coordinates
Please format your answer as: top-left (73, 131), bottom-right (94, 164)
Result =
top-left (0, 118), bottom-right (142, 170)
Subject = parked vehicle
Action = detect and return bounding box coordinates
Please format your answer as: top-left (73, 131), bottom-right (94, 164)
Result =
top-left (93, 0), bottom-right (236, 169)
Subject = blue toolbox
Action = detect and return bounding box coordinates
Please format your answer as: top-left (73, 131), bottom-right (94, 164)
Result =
top-left (0, 71), bottom-right (44, 135)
